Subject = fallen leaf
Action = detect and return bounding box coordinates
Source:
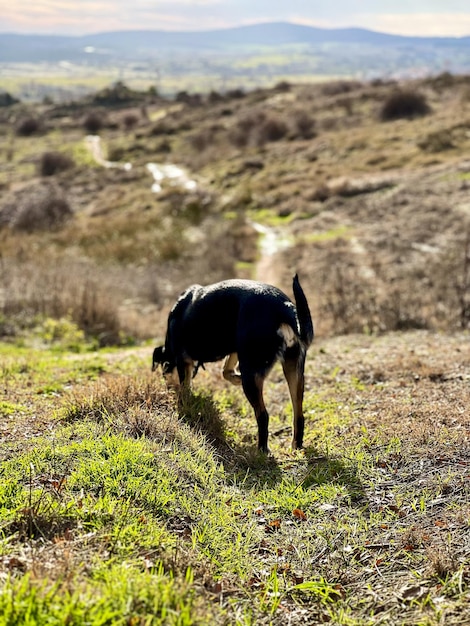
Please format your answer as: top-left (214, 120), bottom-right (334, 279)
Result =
top-left (265, 519), bottom-right (281, 533)
top-left (293, 508), bottom-right (307, 521)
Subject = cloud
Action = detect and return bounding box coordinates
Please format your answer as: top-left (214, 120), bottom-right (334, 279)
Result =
top-left (364, 12), bottom-right (470, 37)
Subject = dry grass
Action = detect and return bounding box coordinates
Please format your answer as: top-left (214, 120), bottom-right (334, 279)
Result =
top-left (1, 76), bottom-right (470, 346)
top-left (0, 330), bottom-right (469, 624)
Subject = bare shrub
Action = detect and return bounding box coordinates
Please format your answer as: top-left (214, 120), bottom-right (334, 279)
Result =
top-left (291, 110), bottom-right (316, 139)
top-left (256, 115), bottom-right (288, 144)
top-left (207, 90), bottom-right (224, 104)
top-left (322, 81), bottom-right (362, 96)
top-left (226, 88), bottom-right (245, 99)
top-left (418, 129), bottom-right (454, 153)
top-left (460, 85), bottom-right (470, 104)
top-left (122, 112), bottom-right (139, 130)
top-left (63, 374), bottom-right (174, 436)
top-left (229, 112), bottom-right (265, 148)
top-left (318, 249), bottom-right (380, 334)
top-left (83, 112), bottom-right (104, 133)
top-left (379, 89), bottom-right (431, 121)
top-left (426, 71), bottom-right (457, 93)
top-left (274, 81), bottom-right (291, 92)
top-left (76, 278), bottom-right (122, 345)
top-left (0, 257), bottom-right (138, 345)
top-left (15, 116), bottom-right (41, 136)
top-left (188, 129), bottom-right (212, 152)
top-left (432, 231), bottom-right (470, 329)
top-left (337, 96), bottom-right (354, 116)
top-left (38, 151), bottom-right (75, 176)
top-left (175, 91), bottom-right (202, 106)
top-left (10, 186), bottom-right (73, 232)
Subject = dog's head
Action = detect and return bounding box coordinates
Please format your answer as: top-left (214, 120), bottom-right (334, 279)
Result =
top-left (152, 345), bottom-right (175, 375)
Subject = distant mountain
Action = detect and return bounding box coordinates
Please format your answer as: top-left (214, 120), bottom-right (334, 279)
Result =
top-left (1, 22), bottom-right (469, 63)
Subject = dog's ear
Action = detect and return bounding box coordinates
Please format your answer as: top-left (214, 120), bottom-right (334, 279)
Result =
top-left (152, 346), bottom-right (165, 371)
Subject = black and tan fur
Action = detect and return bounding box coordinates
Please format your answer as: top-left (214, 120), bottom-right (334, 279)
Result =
top-left (152, 274), bottom-right (314, 452)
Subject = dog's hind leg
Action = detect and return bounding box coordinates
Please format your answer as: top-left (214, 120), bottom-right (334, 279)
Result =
top-left (282, 351), bottom-right (306, 450)
top-left (240, 372), bottom-right (269, 452)
top-left (223, 353), bottom-right (242, 386)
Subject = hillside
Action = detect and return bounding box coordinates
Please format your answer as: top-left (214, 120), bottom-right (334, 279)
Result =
top-left (1, 74), bottom-right (469, 340)
top-left (0, 74), bottom-right (469, 623)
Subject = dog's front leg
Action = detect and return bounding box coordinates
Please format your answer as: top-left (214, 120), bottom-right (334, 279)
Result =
top-left (177, 359), bottom-right (194, 388)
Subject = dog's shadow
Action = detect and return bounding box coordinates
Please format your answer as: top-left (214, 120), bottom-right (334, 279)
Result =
top-left (176, 387), bottom-right (283, 486)
top-left (177, 387), bottom-right (227, 446)
top-left (176, 389), bottom-right (364, 499)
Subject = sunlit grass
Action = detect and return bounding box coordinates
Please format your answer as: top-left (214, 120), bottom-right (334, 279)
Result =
top-left (0, 336), bottom-right (469, 623)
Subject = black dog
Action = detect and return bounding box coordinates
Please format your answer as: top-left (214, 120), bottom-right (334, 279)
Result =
top-left (152, 275), bottom-right (313, 452)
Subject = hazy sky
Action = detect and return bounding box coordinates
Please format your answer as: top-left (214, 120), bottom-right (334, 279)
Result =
top-left (2, 1), bottom-right (470, 37)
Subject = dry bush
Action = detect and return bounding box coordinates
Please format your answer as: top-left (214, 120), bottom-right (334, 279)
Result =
top-left (322, 80), bottom-right (362, 96)
top-left (417, 129), bottom-right (454, 153)
top-left (290, 109), bottom-right (316, 139)
top-left (256, 115), bottom-right (288, 144)
top-left (64, 374), bottom-right (176, 440)
top-left (83, 111), bottom-right (104, 133)
top-left (274, 80), bottom-right (291, 92)
top-left (228, 109), bottom-right (288, 147)
top-left (379, 89), bottom-right (431, 121)
top-left (0, 256), bottom-right (148, 344)
top-left (426, 71), bottom-right (458, 93)
top-left (188, 129), bottom-right (213, 152)
top-left (207, 90), bottom-right (224, 104)
top-left (38, 151), bottom-right (75, 176)
top-left (15, 116), bottom-right (41, 136)
top-left (229, 112), bottom-right (265, 148)
top-left (431, 232), bottom-right (470, 330)
top-left (226, 88), bottom-right (245, 99)
top-left (122, 112), bottom-right (139, 130)
top-left (9, 186), bottom-right (73, 232)
top-left (175, 91), bottom-right (202, 106)
top-left (291, 223), bottom-right (470, 336)
top-left (316, 247), bottom-right (381, 335)
top-left (461, 85), bottom-right (470, 104)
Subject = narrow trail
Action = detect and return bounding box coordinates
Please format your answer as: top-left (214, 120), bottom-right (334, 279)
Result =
top-left (84, 135), bottom-right (293, 285)
top-left (250, 221), bottom-right (292, 284)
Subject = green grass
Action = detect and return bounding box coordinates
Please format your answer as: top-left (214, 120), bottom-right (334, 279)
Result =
top-left (0, 334), bottom-right (469, 624)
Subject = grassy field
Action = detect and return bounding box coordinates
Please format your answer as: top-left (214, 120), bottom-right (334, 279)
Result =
top-left (0, 329), bottom-right (469, 625)
top-left (1, 73), bottom-right (470, 623)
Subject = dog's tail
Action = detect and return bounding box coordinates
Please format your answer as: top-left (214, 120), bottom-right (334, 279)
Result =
top-left (293, 274), bottom-right (314, 347)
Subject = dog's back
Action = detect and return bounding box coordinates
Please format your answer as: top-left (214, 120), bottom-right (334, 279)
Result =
top-left (174, 280), bottom-right (302, 369)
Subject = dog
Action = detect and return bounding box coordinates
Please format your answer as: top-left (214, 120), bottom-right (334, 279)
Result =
top-left (152, 274), bottom-right (313, 452)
